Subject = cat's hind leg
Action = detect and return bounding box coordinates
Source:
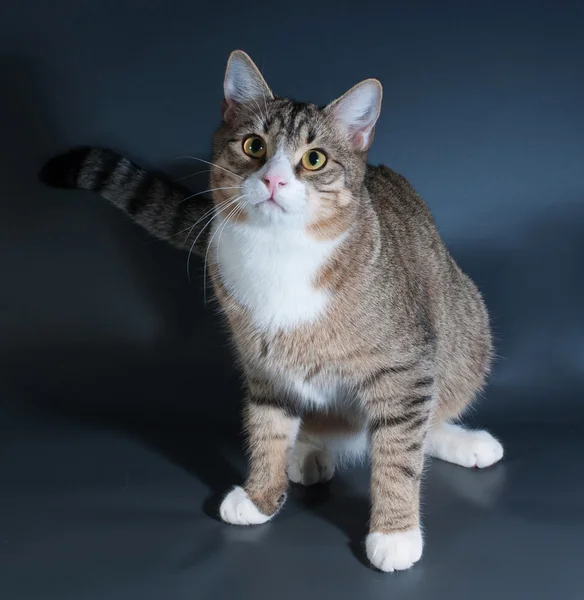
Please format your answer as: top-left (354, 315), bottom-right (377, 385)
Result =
top-left (425, 422), bottom-right (503, 468)
top-left (430, 352), bottom-right (503, 468)
top-left (288, 412), bottom-right (367, 486)
top-left (288, 439), bottom-right (335, 486)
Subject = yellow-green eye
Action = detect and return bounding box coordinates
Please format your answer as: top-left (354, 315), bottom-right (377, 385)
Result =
top-left (243, 136), bottom-right (266, 158)
top-left (301, 149), bottom-right (327, 171)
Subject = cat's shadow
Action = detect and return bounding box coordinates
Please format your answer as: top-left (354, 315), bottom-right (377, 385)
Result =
top-left (33, 394), bottom-right (244, 523)
top-left (288, 475), bottom-right (372, 567)
top-left (50, 362), bottom-right (246, 522)
top-left (126, 420), bottom-right (245, 521)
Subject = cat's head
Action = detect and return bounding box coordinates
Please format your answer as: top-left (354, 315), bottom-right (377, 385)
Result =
top-left (210, 50), bottom-right (382, 238)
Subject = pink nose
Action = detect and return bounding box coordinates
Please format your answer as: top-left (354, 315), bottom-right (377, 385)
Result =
top-left (263, 173), bottom-right (287, 197)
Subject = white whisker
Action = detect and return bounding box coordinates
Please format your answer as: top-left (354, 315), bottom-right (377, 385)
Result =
top-left (186, 194), bottom-right (246, 282)
top-left (179, 186), bottom-right (241, 204)
top-left (173, 156), bottom-right (243, 180)
top-left (203, 197), bottom-right (247, 304)
top-left (145, 222), bottom-right (199, 245)
top-left (215, 200), bottom-right (246, 275)
top-left (180, 194), bottom-right (239, 246)
top-left (172, 169), bottom-right (212, 182)
top-left (146, 195), bottom-right (236, 245)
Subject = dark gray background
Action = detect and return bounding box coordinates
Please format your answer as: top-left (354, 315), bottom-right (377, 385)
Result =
top-left (1, 1), bottom-right (583, 599)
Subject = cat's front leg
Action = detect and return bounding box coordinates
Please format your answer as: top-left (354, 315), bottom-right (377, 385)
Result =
top-left (360, 369), bottom-right (433, 572)
top-left (220, 378), bottom-right (300, 525)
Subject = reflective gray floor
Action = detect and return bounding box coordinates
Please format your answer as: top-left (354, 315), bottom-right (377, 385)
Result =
top-left (1, 407), bottom-right (582, 600)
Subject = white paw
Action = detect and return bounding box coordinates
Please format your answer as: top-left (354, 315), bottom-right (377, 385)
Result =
top-left (366, 529), bottom-right (423, 572)
top-left (288, 441), bottom-right (335, 486)
top-left (219, 486), bottom-right (272, 526)
top-left (426, 423), bottom-right (504, 468)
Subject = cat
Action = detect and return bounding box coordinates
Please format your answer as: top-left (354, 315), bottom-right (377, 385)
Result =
top-left (40, 49), bottom-right (504, 572)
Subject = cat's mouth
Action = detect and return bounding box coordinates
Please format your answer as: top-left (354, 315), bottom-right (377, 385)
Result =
top-left (257, 197), bottom-right (286, 213)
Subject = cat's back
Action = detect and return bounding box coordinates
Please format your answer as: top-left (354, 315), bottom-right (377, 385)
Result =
top-left (364, 163), bottom-right (487, 330)
top-left (364, 164), bottom-right (449, 273)
top-left (364, 164), bottom-right (491, 381)
top-left (365, 164), bottom-right (436, 231)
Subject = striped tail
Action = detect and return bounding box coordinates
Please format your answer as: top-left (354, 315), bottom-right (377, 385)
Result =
top-left (39, 147), bottom-right (213, 256)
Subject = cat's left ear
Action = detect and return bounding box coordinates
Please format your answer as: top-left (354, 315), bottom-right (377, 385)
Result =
top-left (222, 50), bottom-right (273, 121)
top-left (326, 79), bottom-right (383, 151)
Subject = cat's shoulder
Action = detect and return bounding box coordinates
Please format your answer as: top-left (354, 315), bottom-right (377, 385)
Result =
top-left (365, 164), bottom-right (433, 223)
top-left (365, 163), bottom-right (417, 197)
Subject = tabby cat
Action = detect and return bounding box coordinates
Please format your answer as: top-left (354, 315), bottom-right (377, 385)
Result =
top-left (40, 50), bottom-right (504, 572)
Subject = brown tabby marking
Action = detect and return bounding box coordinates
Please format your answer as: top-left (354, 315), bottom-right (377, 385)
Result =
top-left (243, 402), bottom-right (299, 515)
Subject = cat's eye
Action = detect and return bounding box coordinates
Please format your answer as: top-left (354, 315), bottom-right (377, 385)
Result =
top-left (301, 149), bottom-right (327, 171)
top-left (242, 136), bottom-right (266, 158)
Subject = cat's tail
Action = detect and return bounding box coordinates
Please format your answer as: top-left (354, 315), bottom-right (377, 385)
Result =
top-left (39, 147), bottom-right (213, 255)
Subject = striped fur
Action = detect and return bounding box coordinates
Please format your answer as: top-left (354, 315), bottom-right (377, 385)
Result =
top-left (40, 49), bottom-right (504, 573)
top-left (39, 147), bottom-right (213, 255)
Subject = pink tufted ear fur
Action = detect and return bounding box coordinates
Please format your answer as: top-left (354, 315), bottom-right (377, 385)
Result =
top-left (326, 79), bottom-right (383, 151)
top-left (222, 50), bottom-right (273, 121)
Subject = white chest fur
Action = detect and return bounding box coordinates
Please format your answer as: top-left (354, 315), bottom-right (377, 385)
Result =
top-left (212, 218), bottom-right (340, 331)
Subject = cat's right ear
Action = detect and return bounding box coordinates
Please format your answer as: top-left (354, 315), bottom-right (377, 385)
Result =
top-left (222, 50), bottom-right (273, 122)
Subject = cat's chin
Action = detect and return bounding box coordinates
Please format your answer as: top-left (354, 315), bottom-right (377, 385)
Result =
top-left (257, 198), bottom-right (286, 213)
